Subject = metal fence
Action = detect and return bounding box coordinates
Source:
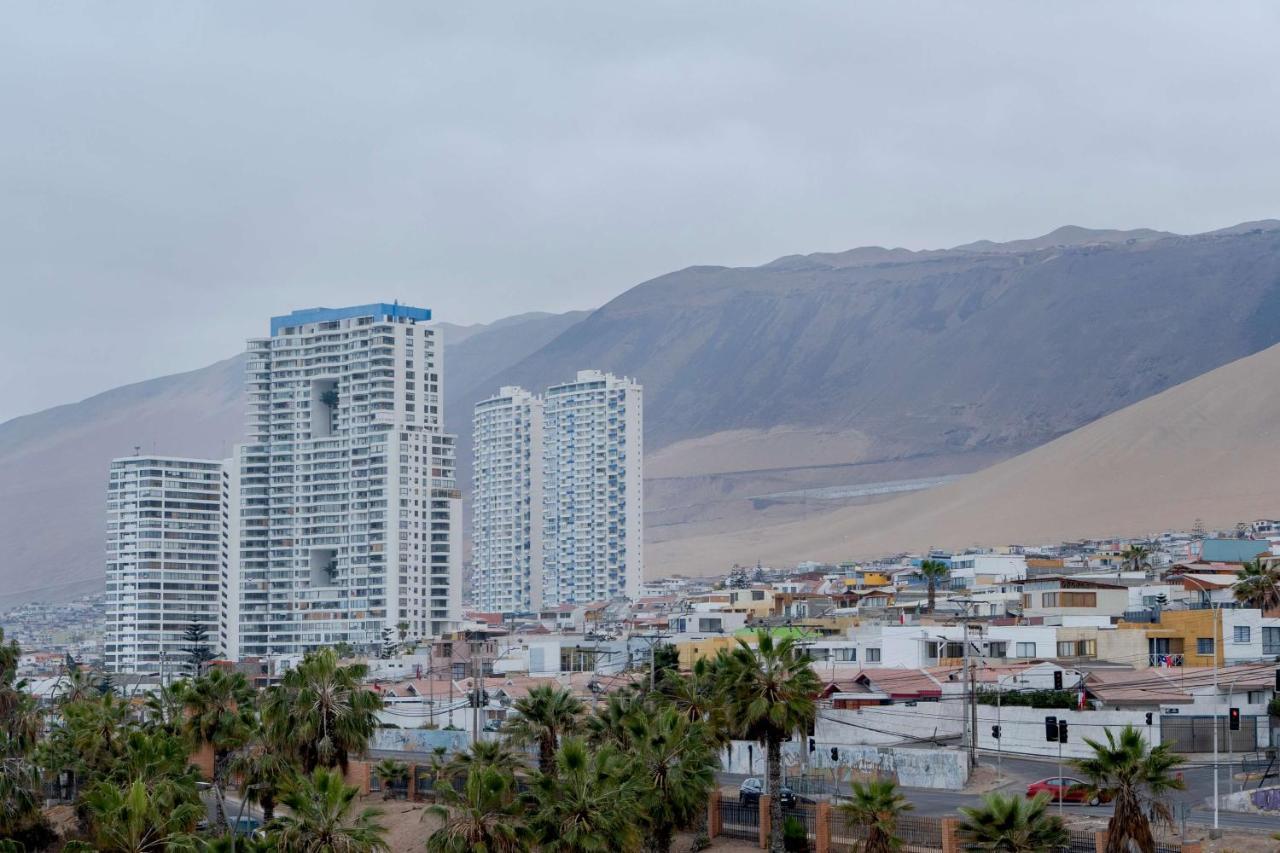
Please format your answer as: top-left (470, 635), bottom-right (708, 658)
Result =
top-left (1160, 715), bottom-right (1257, 753)
top-left (829, 811), bottom-right (943, 853)
top-left (782, 804), bottom-right (817, 839)
top-left (718, 799), bottom-right (759, 840)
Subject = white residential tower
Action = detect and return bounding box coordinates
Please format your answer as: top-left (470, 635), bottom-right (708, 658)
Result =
top-left (472, 386), bottom-right (543, 614)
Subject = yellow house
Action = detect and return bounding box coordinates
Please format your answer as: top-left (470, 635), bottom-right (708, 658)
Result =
top-left (1118, 609), bottom-right (1223, 668)
top-left (674, 635), bottom-right (740, 669)
top-left (726, 588), bottom-right (776, 620)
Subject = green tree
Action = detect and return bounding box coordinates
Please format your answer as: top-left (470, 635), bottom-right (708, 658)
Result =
top-left (502, 684), bottom-right (585, 776)
top-left (722, 631), bottom-right (820, 853)
top-left (426, 766), bottom-right (531, 853)
top-left (837, 778), bottom-right (912, 853)
top-left (1233, 558), bottom-right (1280, 611)
top-left (143, 679), bottom-right (192, 735)
top-left (917, 560), bottom-right (950, 613)
top-left (270, 768), bottom-right (389, 853)
top-left (231, 733), bottom-right (295, 823)
top-left (584, 690), bottom-right (650, 750)
top-left (1121, 544), bottom-right (1153, 574)
top-left (445, 738), bottom-right (528, 778)
top-left (184, 669), bottom-right (255, 831)
top-left (0, 628), bottom-right (51, 848)
top-left (526, 738), bottom-right (640, 853)
top-left (261, 648), bottom-right (383, 773)
top-left (181, 621), bottom-right (216, 678)
top-left (629, 709), bottom-right (719, 853)
top-left (1072, 725), bottom-right (1185, 853)
top-left (372, 758), bottom-right (409, 800)
top-left (958, 792), bottom-right (1068, 852)
top-left (70, 778), bottom-right (203, 853)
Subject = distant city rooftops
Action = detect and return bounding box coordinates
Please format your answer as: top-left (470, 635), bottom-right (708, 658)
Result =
top-left (269, 302), bottom-right (431, 335)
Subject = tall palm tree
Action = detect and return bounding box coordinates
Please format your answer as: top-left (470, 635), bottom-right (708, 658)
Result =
top-left (0, 628), bottom-right (48, 847)
top-left (1233, 558), bottom-right (1280, 611)
top-left (837, 778), bottom-right (912, 853)
top-left (918, 560), bottom-right (950, 612)
top-left (502, 684), bottom-right (585, 776)
top-left (958, 792), bottom-right (1068, 852)
top-left (426, 766), bottom-right (531, 853)
top-left (185, 669), bottom-right (255, 830)
top-left (721, 631), bottom-right (821, 853)
top-left (261, 648), bottom-right (384, 774)
top-left (270, 768), bottom-right (390, 853)
top-left (143, 679), bottom-right (191, 735)
top-left (629, 709), bottom-right (719, 853)
top-left (526, 738), bottom-right (640, 853)
top-left (1072, 725), bottom-right (1185, 853)
top-left (584, 690), bottom-right (650, 750)
top-left (231, 733), bottom-right (294, 823)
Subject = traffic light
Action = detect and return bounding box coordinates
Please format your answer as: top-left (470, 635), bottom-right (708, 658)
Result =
top-left (830, 747), bottom-right (839, 762)
top-left (1229, 708), bottom-right (1240, 731)
top-left (1045, 716), bottom-right (1058, 742)
top-left (992, 725), bottom-right (1001, 740)
top-left (1053, 670), bottom-right (1064, 690)
top-left (1145, 712), bottom-right (1153, 725)
top-left (1057, 719), bottom-right (1069, 743)
top-left (808, 737), bottom-right (816, 753)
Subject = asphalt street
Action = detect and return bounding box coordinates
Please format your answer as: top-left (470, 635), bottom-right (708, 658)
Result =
top-left (722, 749), bottom-right (1280, 834)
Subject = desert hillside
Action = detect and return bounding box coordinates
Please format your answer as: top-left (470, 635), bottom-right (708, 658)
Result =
top-left (647, 339), bottom-right (1280, 574)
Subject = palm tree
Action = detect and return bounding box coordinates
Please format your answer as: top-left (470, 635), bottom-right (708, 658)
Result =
top-left (143, 679), bottom-right (191, 734)
top-left (1121, 544), bottom-right (1153, 574)
top-left (185, 669), bottom-right (255, 830)
top-left (271, 768), bottom-right (390, 853)
top-left (837, 778), bottom-right (912, 853)
top-left (721, 631), bottom-right (821, 853)
top-left (958, 792), bottom-right (1068, 851)
top-left (446, 738), bottom-right (528, 778)
top-left (1233, 558), bottom-right (1280, 611)
top-left (73, 778), bottom-right (204, 853)
top-left (584, 690), bottom-right (649, 750)
top-left (373, 758), bottom-right (409, 800)
top-left (629, 709), bottom-right (719, 853)
top-left (502, 684), bottom-right (585, 776)
top-left (526, 738), bottom-right (640, 853)
top-left (231, 734), bottom-right (294, 823)
top-left (918, 560), bottom-right (949, 612)
top-left (261, 647), bottom-right (384, 774)
top-left (0, 629), bottom-right (48, 847)
top-left (426, 766), bottom-right (531, 853)
top-left (1072, 725), bottom-right (1185, 853)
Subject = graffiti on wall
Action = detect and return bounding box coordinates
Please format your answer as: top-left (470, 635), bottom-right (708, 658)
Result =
top-left (1251, 788), bottom-right (1280, 812)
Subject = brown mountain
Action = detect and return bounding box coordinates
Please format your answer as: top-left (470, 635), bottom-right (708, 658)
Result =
top-left (649, 336), bottom-right (1280, 572)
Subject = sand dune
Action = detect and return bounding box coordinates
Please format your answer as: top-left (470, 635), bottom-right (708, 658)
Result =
top-left (648, 341), bottom-right (1280, 575)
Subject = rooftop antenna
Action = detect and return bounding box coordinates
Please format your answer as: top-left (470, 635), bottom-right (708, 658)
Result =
top-left (133, 445), bottom-right (141, 457)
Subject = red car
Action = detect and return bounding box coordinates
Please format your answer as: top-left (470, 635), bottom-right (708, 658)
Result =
top-left (1025, 777), bottom-right (1107, 806)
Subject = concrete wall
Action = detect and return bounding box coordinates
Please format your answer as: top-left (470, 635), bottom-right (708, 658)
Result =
top-left (722, 738), bottom-right (969, 790)
top-left (370, 727), bottom-right (470, 755)
top-left (816, 704), bottom-right (963, 746)
top-left (974, 705), bottom-right (1152, 760)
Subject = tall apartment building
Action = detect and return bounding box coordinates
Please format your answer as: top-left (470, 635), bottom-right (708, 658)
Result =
top-left (541, 370), bottom-right (643, 606)
top-left (231, 303), bottom-right (462, 659)
top-left (104, 456), bottom-right (229, 676)
top-left (472, 386), bottom-right (543, 614)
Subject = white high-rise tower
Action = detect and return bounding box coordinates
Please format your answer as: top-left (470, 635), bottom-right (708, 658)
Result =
top-left (231, 303), bottom-right (462, 658)
top-left (104, 456), bottom-right (229, 676)
top-left (472, 386), bottom-right (543, 614)
top-left (541, 370), bottom-right (643, 606)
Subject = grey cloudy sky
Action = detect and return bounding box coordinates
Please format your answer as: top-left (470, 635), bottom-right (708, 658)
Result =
top-left (3, 2), bottom-right (1279, 422)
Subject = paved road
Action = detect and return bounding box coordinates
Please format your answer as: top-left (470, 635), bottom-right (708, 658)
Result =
top-left (722, 750), bottom-right (1279, 834)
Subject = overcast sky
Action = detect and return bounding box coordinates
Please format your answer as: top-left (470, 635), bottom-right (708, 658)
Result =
top-left (2, 2), bottom-right (1279, 422)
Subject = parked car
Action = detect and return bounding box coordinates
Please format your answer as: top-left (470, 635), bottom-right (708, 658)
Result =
top-left (739, 777), bottom-right (797, 808)
top-left (1026, 777), bottom-right (1107, 806)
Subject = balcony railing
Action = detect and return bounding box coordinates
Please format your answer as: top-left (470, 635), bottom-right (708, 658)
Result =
top-left (1149, 653), bottom-right (1184, 667)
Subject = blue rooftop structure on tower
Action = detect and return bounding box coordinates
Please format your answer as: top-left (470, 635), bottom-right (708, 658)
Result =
top-left (269, 303), bottom-right (431, 335)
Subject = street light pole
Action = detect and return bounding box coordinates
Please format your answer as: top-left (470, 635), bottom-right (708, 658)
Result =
top-left (1184, 574), bottom-right (1221, 834)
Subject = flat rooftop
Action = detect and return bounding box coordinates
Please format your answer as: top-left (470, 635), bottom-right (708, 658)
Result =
top-left (270, 303), bottom-right (431, 335)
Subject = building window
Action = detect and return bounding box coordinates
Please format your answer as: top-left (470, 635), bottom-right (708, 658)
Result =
top-left (865, 648), bottom-right (881, 663)
top-left (1041, 591), bottom-right (1097, 608)
top-left (1056, 640), bottom-right (1096, 658)
top-left (835, 648), bottom-right (857, 662)
top-left (1263, 627), bottom-right (1280, 656)
top-left (1233, 626), bottom-right (1251, 644)
top-left (1196, 638), bottom-right (1215, 656)
top-left (1016, 642), bottom-right (1036, 658)
top-left (987, 641), bottom-right (1008, 658)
